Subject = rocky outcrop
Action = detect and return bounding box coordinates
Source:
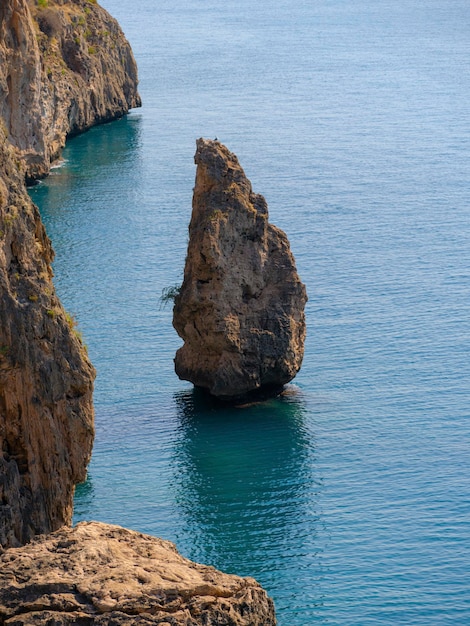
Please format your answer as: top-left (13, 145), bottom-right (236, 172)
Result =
top-left (0, 0), bottom-right (141, 181)
top-left (0, 127), bottom-right (95, 549)
top-left (0, 6), bottom-right (277, 624)
top-left (0, 0), bottom-right (141, 548)
top-left (0, 521), bottom-right (277, 625)
top-left (173, 139), bottom-right (307, 400)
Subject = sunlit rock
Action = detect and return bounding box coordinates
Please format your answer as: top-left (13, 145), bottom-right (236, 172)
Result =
top-left (0, 521), bottom-right (277, 625)
top-left (173, 139), bottom-right (307, 401)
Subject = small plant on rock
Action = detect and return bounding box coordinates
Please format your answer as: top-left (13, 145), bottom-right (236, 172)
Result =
top-left (159, 285), bottom-right (181, 309)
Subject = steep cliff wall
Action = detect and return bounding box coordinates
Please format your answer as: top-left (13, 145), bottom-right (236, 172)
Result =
top-left (0, 127), bottom-right (95, 549)
top-left (0, 0), bottom-right (141, 181)
top-left (0, 0), bottom-right (142, 549)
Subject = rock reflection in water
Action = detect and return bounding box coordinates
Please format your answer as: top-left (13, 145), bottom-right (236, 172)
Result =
top-left (173, 386), bottom-right (322, 608)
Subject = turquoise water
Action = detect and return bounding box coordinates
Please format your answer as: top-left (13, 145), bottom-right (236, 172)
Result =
top-left (28, 0), bottom-right (470, 623)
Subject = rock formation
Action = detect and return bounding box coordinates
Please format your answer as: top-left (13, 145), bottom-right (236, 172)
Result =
top-left (0, 9), bottom-right (277, 625)
top-left (0, 126), bottom-right (95, 550)
top-left (0, 0), bottom-right (141, 181)
top-left (0, 0), bottom-right (141, 549)
top-left (0, 521), bottom-right (277, 625)
top-left (173, 139), bottom-right (307, 400)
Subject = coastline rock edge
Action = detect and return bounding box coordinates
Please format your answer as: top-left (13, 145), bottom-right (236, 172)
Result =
top-left (1, 0), bottom-right (141, 181)
top-left (0, 125), bottom-right (95, 550)
top-left (0, 521), bottom-right (277, 625)
top-left (0, 0), bottom-right (142, 548)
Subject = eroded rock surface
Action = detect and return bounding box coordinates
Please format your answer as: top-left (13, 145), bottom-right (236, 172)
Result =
top-left (173, 139), bottom-right (307, 400)
top-left (0, 521), bottom-right (277, 625)
top-left (0, 129), bottom-right (95, 550)
top-left (0, 0), bottom-right (142, 549)
top-left (0, 0), bottom-right (141, 181)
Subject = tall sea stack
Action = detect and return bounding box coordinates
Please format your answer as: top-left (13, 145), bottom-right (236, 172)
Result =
top-left (173, 139), bottom-right (307, 401)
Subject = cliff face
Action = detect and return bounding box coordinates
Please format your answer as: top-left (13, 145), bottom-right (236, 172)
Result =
top-left (0, 0), bottom-right (141, 181)
top-left (0, 0), bottom-right (142, 549)
top-left (0, 521), bottom-right (277, 625)
top-left (0, 10), bottom-right (277, 624)
top-left (173, 139), bottom-right (307, 400)
top-left (0, 128), bottom-right (95, 549)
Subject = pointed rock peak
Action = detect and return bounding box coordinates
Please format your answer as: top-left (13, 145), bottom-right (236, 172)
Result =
top-left (194, 137), bottom-right (245, 182)
top-left (173, 139), bottom-right (307, 402)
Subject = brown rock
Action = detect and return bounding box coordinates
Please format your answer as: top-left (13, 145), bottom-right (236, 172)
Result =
top-left (0, 0), bottom-right (140, 549)
top-left (0, 0), bottom-right (141, 181)
top-left (0, 521), bottom-right (277, 625)
top-left (1, 13), bottom-right (278, 625)
top-left (173, 139), bottom-right (307, 400)
top-left (0, 129), bottom-right (95, 550)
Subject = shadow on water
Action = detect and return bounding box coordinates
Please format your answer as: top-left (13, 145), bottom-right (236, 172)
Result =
top-left (172, 386), bottom-right (323, 593)
top-left (73, 475), bottom-right (95, 521)
top-left (28, 114), bottom-right (143, 219)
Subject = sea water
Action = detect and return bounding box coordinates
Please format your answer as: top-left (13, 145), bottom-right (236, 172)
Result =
top-left (29, 0), bottom-right (470, 623)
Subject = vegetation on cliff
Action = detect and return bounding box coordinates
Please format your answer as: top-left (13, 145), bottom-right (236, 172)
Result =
top-left (1, 0), bottom-right (141, 181)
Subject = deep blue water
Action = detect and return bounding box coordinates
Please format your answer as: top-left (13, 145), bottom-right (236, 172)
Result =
top-left (28, 0), bottom-right (470, 623)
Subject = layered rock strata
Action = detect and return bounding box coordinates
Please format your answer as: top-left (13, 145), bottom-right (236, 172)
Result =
top-left (0, 521), bottom-right (277, 625)
top-left (0, 128), bottom-right (95, 549)
top-left (0, 0), bottom-right (141, 181)
top-left (173, 139), bottom-right (307, 400)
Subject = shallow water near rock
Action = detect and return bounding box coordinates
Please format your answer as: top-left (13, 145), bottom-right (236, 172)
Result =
top-left (29, 0), bottom-right (470, 623)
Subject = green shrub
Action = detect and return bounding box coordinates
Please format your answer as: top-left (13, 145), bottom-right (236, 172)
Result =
top-left (160, 284), bottom-right (181, 308)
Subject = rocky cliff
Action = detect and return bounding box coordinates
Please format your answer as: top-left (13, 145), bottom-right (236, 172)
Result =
top-left (0, 9), bottom-right (277, 624)
top-left (173, 139), bottom-right (307, 400)
top-left (0, 0), bottom-right (142, 549)
top-left (0, 0), bottom-right (141, 181)
top-left (0, 521), bottom-right (277, 625)
top-left (0, 127), bottom-right (95, 549)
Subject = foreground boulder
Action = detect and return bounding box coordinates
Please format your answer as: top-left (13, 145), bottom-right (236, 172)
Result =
top-left (173, 139), bottom-right (307, 400)
top-left (0, 521), bottom-right (277, 625)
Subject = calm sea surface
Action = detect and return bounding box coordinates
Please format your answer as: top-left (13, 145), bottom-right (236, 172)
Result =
top-left (29, 1), bottom-right (470, 623)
